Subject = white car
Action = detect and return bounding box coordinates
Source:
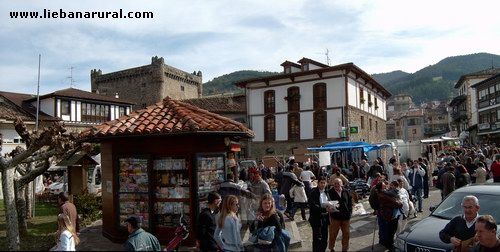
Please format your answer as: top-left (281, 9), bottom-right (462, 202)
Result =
top-left (49, 176), bottom-right (67, 195)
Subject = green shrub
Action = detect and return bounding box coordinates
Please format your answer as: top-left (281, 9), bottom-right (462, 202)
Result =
top-left (74, 192), bottom-right (102, 227)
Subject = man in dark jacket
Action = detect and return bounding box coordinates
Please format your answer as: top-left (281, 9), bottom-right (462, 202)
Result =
top-left (439, 195), bottom-right (480, 251)
top-left (197, 192), bottom-right (222, 252)
top-left (308, 176), bottom-right (333, 252)
top-left (376, 181), bottom-right (403, 252)
top-left (124, 216), bottom-right (161, 251)
top-left (328, 178), bottom-right (353, 252)
top-left (280, 168), bottom-right (298, 217)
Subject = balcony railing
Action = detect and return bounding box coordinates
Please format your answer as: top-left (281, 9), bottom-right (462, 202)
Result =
top-left (451, 110), bottom-right (467, 121)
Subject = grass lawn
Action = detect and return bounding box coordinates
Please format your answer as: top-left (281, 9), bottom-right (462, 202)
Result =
top-left (0, 199), bottom-right (59, 251)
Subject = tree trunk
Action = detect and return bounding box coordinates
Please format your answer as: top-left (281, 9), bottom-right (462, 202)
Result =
top-left (2, 169), bottom-right (20, 251)
top-left (26, 181), bottom-right (33, 219)
top-left (15, 180), bottom-right (28, 237)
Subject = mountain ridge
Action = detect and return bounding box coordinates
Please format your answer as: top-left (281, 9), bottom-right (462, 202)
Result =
top-left (203, 52), bottom-right (500, 104)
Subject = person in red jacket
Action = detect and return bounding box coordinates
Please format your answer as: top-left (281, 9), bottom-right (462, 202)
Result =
top-left (490, 154), bottom-right (500, 182)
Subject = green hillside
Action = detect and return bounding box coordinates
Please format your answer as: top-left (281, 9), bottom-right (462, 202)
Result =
top-left (203, 53), bottom-right (500, 103)
top-left (202, 70), bottom-right (279, 96)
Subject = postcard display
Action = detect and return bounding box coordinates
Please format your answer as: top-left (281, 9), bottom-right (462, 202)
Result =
top-left (196, 154), bottom-right (225, 212)
top-left (118, 158), bottom-right (150, 229)
top-left (153, 158), bottom-right (191, 229)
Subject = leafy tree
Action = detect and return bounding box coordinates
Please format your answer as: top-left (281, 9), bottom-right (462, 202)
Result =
top-left (1, 117), bottom-right (84, 251)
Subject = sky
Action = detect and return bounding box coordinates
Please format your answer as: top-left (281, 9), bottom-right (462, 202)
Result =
top-left (1, 0), bottom-right (499, 95)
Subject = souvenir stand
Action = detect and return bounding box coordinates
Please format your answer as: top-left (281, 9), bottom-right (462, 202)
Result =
top-left (81, 97), bottom-right (254, 245)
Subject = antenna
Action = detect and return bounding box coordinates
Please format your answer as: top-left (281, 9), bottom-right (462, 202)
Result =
top-left (68, 66), bottom-right (75, 88)
top-left (325, 48), bottom-right (331, 66)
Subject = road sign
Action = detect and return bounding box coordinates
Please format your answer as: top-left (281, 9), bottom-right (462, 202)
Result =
top-left (350, 126), bottom-right (359, 134)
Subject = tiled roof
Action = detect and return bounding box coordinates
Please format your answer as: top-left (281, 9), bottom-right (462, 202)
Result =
top-left (26, 88), bottom-right (136, 105)
top-left (0, 91), bottom-right (58, 121)
top-left (182, 95), bottom-right (246, 113)
top-left (81, 97), bottom-right (255, 138)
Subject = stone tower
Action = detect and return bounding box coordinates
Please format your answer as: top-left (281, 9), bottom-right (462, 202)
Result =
top-left (91, 56), bottom-right (203, 111)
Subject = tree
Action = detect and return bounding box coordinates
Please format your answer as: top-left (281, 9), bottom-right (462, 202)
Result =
top-left (1, 117), bottom-right (83, 251)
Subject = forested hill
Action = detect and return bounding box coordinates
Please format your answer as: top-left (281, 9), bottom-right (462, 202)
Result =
top-left (203, 53), bottom-right (500, 104)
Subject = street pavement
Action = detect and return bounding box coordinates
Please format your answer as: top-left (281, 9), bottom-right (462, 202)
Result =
top-left (73, 187), bottom-right (442, 251)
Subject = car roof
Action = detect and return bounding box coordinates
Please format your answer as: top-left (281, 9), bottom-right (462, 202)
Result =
top-left (453, 184), bottom-right (500, 195)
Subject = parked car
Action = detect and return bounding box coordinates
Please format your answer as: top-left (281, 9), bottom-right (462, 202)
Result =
top-left (49, 176), bottom-right (67, 195)
top-left (395, 184), bottom-right (500, 252)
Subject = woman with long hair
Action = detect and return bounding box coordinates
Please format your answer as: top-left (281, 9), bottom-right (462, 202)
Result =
top-left (250, 193), bottom-right (289, 251)
top-left (214, 195), bottom-right (243, 251)
top-left (55, 213), bottom-right (79, 251)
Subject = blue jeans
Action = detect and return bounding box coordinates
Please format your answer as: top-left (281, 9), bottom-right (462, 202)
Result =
top-left (411, 187), bottom-right (423, 211)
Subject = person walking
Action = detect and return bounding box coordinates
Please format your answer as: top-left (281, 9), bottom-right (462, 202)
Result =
top-left (300, 166), bottom-right (316, 196)
top-left (124, 216), bottom-right (161, 251)
top-left (472, 162), bottom-right (487, 184)
top-left (441, 166), bottom-right (456, 199)
top-left (439, 195), bottom-right (480, 252)
top-left (407, 160), bottom-right (425, 213)
top-left (455, 165), bottom-right (471, 189)
top-left (289, 179), bottom-right (308, 221)
top-left (418, 158), bottom-right (429, 198)
top-left (281, 168), bottom-right (298, 219)
top-left (214, 195), bottom-right (244, 252)
top-left (395, 179), bottom-right (410, 235)
top-left (58, 192), bottom-right (80, 233)
top-left (376, 181), bottom-right (403, 252)
top-left (197, 192), bottom-right (222, 252)
top-left (491, 154), bottom-right (500, 182)
top-left (327, 178), bottom-right (353, 252)
top-left (54, 213), bottom-right (79, 251)
top-left (308, 176), bottom-right (333, 252)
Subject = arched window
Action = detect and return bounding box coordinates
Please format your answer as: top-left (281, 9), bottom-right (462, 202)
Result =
top-left (264, 115), bottom-right (275, 142)
top-left (264, 90), bottom-right (275, 114)
top-left (288, 113), bottom-right (300, 141)
top-left (287, 86), bottom-right (300, 111)
top-left (313, 110), bottom-right (327, 139)
top-left (313, 83), bottom-right (327, 109)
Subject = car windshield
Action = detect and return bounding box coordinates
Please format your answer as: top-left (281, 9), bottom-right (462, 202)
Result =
top-left (431, 191), bottom-right (500, 221)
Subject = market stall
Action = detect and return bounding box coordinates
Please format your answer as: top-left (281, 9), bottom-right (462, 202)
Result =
top-left (81, 97), bottom-right (254, 245)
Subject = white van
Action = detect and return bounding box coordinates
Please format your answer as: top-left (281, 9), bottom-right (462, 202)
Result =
top-left (88, 165), bottom-right (102, 196)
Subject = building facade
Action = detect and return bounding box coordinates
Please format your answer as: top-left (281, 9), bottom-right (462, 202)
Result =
top-left (236, 57), bottom-right (391, 158)
top-left (0, 88), bottom-right (134, 155)
top-left (472, 73), bottom-right (500, 145)
top-left (91, 56), bottom-right (203, 111)
top-left (449, 68), bottom-right (500, 144)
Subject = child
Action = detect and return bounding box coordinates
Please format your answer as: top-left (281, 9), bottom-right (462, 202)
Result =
top-left (288, 179), bottom-right (308, 221)
top-left (55, 213), bottom-right (79, 251)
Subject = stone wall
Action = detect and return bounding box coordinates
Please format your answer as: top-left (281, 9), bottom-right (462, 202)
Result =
top-left (347, 106), bottom-right (386, 143)
top-left (91, 56), bottom-right (202, 111)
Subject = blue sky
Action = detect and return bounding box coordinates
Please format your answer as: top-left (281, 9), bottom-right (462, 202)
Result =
top-left (1, 0), bottom-right (499, 95)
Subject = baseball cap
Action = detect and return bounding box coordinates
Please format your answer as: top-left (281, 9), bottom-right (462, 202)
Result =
top-left (125, 216), bottom-right (141, 226)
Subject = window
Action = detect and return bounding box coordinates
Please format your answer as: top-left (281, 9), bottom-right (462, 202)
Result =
top-left (313, 110), bottom-right (327, 139)
top-left (287, 87), bottom-right (300, 111)
top-left (361, 116), bottom-right (365, 129)
top-left (288, 113), bottom-right (300, 141)
top-left (369, 118), bottom-right (372, 131)
top-left (81, 102), bottom-right (110, 123)
top-left (264, 90), bottom-right (275, 114)
top-left (375, 121), bottom-right (378, 132)
top-left (264, 115), bottom-right (275, 142)
top-left (181, 86), bottom-right (185, 91)
top-left (119, 107), bottom-right (126, 117)
top-left (61, 100), bottom-right (70, 116)
top-left (479, 89), bottom-right (488, 100)
top-left (313, 83), bottom-right (326, 109)
top-left (360, 88), bottom-right (364, 100)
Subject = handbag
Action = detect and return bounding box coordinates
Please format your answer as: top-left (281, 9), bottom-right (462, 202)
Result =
top-left (248, 226), bottom-right (276, 245)
top-left (452, 237), bottom-right (475, 252)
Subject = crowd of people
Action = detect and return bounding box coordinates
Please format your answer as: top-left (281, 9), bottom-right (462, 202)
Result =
top-left (57, 143), bottom-right (500, 251)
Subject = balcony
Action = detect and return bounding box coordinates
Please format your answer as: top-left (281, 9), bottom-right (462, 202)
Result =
top-left (451, 110), bottom-right (467, 122)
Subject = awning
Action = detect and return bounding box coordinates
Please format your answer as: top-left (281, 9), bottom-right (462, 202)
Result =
top-left (307, 141), bottom-right (391, 153)
top-left (56, 151), bottom-right (99, 167)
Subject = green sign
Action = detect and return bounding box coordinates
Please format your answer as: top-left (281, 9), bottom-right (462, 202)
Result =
top-left (350, 126), bottom-right (359, 134)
